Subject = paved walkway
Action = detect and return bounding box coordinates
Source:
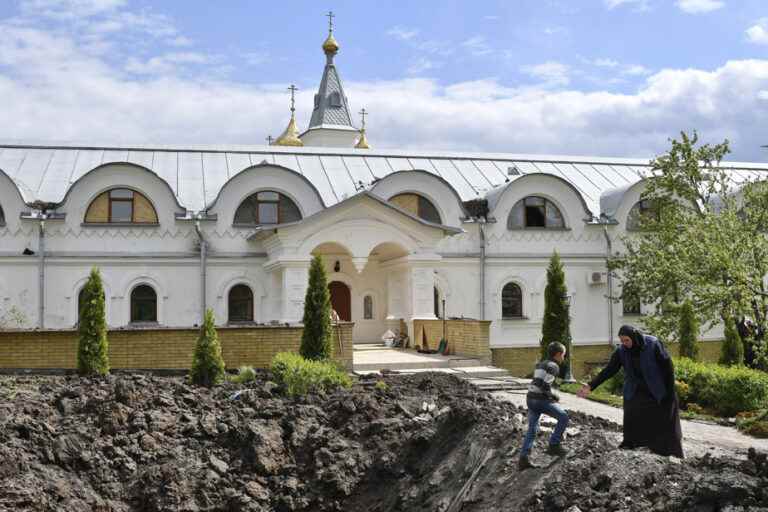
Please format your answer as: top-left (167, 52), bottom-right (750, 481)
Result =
top-left (491, 387), bottom-right (768, 457)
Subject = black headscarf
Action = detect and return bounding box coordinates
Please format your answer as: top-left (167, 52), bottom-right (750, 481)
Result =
top-left (618, 324), bottom-right (645, 351)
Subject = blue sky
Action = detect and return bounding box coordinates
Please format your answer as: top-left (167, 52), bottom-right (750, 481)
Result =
top-left (3, 0), bottom-right (768, 160)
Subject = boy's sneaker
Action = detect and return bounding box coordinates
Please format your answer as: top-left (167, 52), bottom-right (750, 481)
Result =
top-left (546, 444), bottom-right (568, 457)
top-left (518, 455), bottom-right (537, 471)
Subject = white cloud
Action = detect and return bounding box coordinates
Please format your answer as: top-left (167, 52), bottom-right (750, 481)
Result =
top-left (125, 52), bottom-right (210, 75)
top-left (604, 0), bottom-right (651, 11)
top-left (484, 15), bottom-right (500, 21)
top-left (521, 61), bottom-right (570, 86)
top-left (622, 64), bottom-right (652, 75)
top-left (386, 25), bottom-right (419, 41)
top-left (747, 19), bottom-right (768, 45)
top-left (675, 0), bottom-right (724, 14)
top-left (20, 0), bottom-right (125, 18)
top-left (462, 36), bottom-right (493, 57)
top-left (593, 58), bottom-right (619, 68)
top-left (407, 57), bottom-right (439, 74)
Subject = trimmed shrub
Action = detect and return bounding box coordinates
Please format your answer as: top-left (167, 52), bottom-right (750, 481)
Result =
top-left (270, 352), bottom-right (351, 396)
top-left (675, 357), bottom-right (768, 416)
top-left (678, 300), bottom-right (700, 361)
top-left (231, 365), bottom-right (258, 384)
top-left (301, 255), bottom-right (332, 361)
top-left (77, 267), bottom-right (109, 376)
top-left (541, 251), bottom-right (572, 376)
top-left (190, 309), bottom-right (226, 387)
top-left (720, 315), bottom-right (745, 366)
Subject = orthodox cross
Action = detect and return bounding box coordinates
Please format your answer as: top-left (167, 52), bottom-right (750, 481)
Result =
top-left (266, 135), bottom-right (274, 145)
top-left (326, 11), bottom-right (335, 33)
top-left (287, 84), bottom-right (298, 113)
top-left (359, 108), bottom-right (368, 129)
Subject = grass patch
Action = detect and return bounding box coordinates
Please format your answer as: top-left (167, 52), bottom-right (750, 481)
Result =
top-left (559, 382), bottom-right (624, 408)
top-left (270, 352), bottom-right (352, 396)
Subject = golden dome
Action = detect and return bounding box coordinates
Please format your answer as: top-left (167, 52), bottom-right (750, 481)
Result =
top-left (273, 115), bottom-right (303, 147)
top-left (322, 33), bottom-right (339, 54)
top-left (354, 129), bottom-right (370, 150)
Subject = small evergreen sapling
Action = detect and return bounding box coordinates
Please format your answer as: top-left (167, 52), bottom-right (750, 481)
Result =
top-left (541, 251), bottom-right (572, 375)
top-left (678, 300), bottom-right (700, 361)
top-left (720, 315), bottom-right (745, 366)
top-left (190, 309), bottom-right (226, 386)
top-left (77, 267), bottom-right (109, 376)
top-left (300, 255), bottom-right (332, 360)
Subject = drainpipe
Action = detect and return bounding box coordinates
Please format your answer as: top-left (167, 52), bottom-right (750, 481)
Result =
top-left (479, 218), bottom-right (487, 321)
top-left (195, 218), bottom-right (207, 324)
top-left (602, 224), bottom-right (614, 347)
top-left (38, 213), bottom-right (46, 329)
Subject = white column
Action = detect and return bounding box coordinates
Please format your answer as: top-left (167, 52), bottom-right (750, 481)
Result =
top-left (281, 265), bottom-right (309, 323)
top-left (410, 265), bottom-right (436, 320)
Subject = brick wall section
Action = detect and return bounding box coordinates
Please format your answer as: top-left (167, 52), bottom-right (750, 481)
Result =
top-left (492, 339), bottom-right (725, 379)
top-left (412, 319), bottom-right (492, 361)
top-left (0, 323), bottom-right (354, 371)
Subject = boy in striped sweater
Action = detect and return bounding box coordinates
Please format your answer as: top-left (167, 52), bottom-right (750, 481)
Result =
top-left (519, 342), bottom-right (569, 471)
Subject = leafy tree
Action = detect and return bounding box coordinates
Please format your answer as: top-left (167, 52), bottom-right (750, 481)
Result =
top-left (678, 299), bottom-right (700, 360)
top-left (190, 309), bottom-right (226, 386)
top-left (301, 255), bottom-right (332, 360)
top-left (77, 268), bottom-right (109, 375)
top-left (541, 251), bottom-right (572, 375)
top-left (720, 315), bottom-right (744, 366)
top-left (611, 131), bottom-right (768, 369)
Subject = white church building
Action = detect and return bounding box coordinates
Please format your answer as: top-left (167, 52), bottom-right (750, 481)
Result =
top-left (0, 21), bottom-right (760, 359)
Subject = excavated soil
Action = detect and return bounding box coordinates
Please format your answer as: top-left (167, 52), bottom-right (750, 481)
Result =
top-left (0, 373), bottom-right (766, 511)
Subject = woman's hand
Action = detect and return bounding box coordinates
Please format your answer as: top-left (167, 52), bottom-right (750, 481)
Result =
top-left (577, 384), bottom-right (591, 398)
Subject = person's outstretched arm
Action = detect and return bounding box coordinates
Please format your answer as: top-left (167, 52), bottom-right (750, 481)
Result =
top-left (578, 348), bottom-right (621, 397)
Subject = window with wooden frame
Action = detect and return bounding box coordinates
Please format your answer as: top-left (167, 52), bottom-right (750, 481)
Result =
top-left (508, 196), bottom-right (565, 229)
top-left (233, 191), bottom-right (302, 226)
top-left (84, 188), bottom-right (158, 224)
top-left (501, 282), bottom-right (524, 319)
top-left (130, 284), bottom-right (157, 323)
top-left (363, 295), bottom-right (374, 320)
top-left (228, 284), bottom-right (254, 322)
top-left (389, 193), bottom-right (442, 224)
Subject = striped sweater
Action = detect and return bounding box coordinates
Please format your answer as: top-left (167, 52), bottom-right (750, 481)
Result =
top-left (527, 359), bottom-right (560, 401)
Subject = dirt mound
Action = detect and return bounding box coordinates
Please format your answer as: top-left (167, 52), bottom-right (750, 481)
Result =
top-left (0, 373), bottom-right (765, 511)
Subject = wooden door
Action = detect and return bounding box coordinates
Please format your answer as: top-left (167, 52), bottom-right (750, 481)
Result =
top-left (329, 281), bottom-right (351, 321)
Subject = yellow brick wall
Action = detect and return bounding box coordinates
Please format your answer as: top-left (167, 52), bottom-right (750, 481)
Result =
top-left (492, 339), bottom-right (725, 379)
top-left (412, 319), bottom-right (492, 361)
top-left (0, 323), bottom-right (354, 371)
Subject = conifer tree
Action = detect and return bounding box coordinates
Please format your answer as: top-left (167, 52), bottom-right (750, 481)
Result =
top-left (678, 299), bottom-right (700, 360)
top-left (720, 315), bottom-right (744, 366)
top-left (190, 309), bottom-right (226, 386)
top-left (77, 267), bottom-right (109, 376)
top-left (541, 251), bottom-right (572, 374)
top-left (301, 255), bottom-right (332, 360)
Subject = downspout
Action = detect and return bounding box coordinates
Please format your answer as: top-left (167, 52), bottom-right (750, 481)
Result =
top-left (602, 224), bottom-right (614, 347)
top-left (195, 219), bottom-right (207, 324)
top-left (479, 218), bottom-right (486, 321)
top-left (38, 213), bottom-right (46, 329)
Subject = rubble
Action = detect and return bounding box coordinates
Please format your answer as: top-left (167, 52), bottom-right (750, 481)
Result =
top-left (0, 373), bottom-right (765, 511)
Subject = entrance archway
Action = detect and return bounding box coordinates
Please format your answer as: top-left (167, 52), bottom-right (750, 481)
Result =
top-left (329, 281), bottom-right (351, 321)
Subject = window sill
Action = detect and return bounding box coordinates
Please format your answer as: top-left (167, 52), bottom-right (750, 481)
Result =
top-left (507, 227), bottom-right (571, 231)
top-left (501, 316), bottom-right (530, 321)
top-left (82, 223), bottom-right (160, 228)
top-left (127, 321), bottom-right (160, 328)
top-left (227, 321), bottom-right (257, 326)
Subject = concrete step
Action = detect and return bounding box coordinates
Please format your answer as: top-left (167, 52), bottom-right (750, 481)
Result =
top-left (354, 366), bottom-right (513, 379)
top-left (353, 358), bottom-right (487, 371)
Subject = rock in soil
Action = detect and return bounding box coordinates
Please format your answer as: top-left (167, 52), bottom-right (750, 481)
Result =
top-left (0, 373), bottom-right (765, 511)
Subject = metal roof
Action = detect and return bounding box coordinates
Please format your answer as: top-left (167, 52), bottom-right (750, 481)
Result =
top-left (2, 142), bottom-right (768, 217)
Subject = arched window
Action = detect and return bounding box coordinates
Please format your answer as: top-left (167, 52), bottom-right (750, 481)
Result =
top-left (389, 193), bottom-right (442, 224)
top-left (0, 204), bottom-right (5, 225)
top-left (234, 191), bottom-right (302, 226)
top-left (130, 285), bottom-right (157, 323)
top-left (501, 283), bottom-right (523, 319)
top-left (228, 284), bottom-right (254, 322)
top-left (85, 188), bottom-right (158, 224)
top-left (626, 199), bottom-right (659, 230)
top-left (363, 295), bottom-right (373, 320)
top-left (508, 196), bottom-right (564, 229)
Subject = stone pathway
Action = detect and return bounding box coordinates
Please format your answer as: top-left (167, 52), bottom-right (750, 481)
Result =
top-left (491, 387), bottom-right (768, 458)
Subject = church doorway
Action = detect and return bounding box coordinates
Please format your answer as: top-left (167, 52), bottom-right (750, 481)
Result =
top-left (328, 281), bottom-right (351, 321)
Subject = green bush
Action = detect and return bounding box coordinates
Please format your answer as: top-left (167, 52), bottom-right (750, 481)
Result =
top-left (374, 380), bottom-right (389, 392)
top-left (231, 365), bottom-right (258, 384)
top-left (190, 309), bottom-right (226, 387)
top-left (675, 357), bottom-right (768, 416)
top-left (270, 352), bottom-right (351, 396)
top-left (541, 251), bottom-right (572, 377)
top-left (678, 300), bottom-right (700, 360)
top-left (719, 315), bottom-right (744, 366)
top-left (300, 255), bottom-right (332, 360)
top-left (77, 267), bottom-right (109, 376)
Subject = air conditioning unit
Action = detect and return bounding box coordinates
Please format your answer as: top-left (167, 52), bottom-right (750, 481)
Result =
top-left (587, 271), bottom-right (607, 286)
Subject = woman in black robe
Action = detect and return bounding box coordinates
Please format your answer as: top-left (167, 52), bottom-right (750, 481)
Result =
top-left (578, 325), bottom-right (683, 458)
